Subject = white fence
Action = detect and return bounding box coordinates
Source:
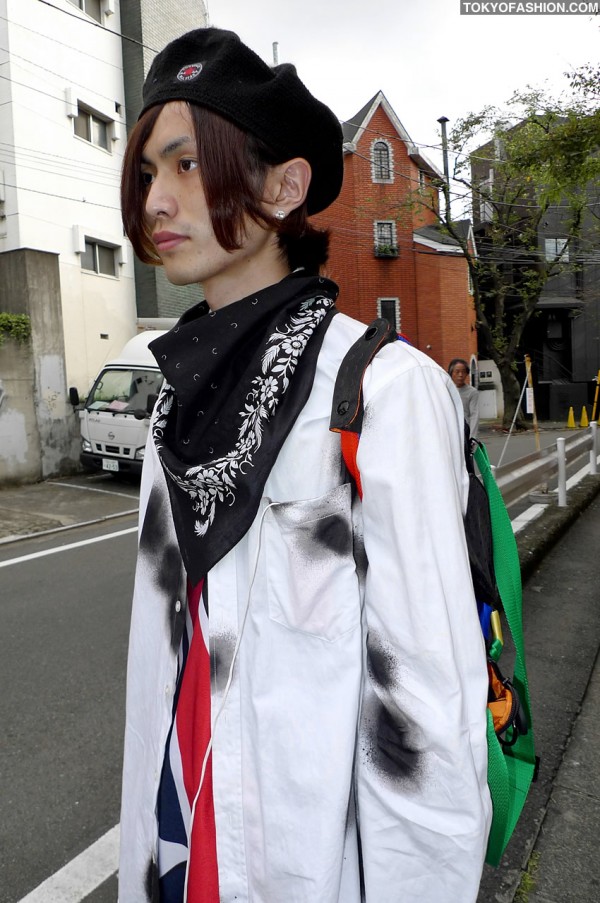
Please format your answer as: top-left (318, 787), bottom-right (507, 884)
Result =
top-left (493, 423), bottom-right (599, 509)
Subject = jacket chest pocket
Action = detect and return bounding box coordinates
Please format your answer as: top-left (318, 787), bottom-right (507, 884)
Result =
top-left (264, 483), bottom-right (360, 642)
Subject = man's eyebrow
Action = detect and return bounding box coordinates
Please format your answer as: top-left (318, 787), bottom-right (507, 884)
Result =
top-left (141, 135), bottom-right (195, 164)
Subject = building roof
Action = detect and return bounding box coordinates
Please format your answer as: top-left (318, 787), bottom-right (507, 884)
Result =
top-left (342, 95), bottom-right (378, 144)
top-left (342, 91), bottom-right (443, 180)
top-left (414, 220), bottom-right (475, 254)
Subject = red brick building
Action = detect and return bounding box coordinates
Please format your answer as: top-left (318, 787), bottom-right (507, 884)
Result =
top-left (311, 92), bottom-right (477, 371)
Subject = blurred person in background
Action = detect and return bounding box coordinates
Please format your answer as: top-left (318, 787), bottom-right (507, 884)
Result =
top-left (449, 357), bottom-right (480, 439)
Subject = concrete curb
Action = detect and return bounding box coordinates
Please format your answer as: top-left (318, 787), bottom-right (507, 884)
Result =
top-left (0, 507), bottom-right (139, 546)
top-left (517, 475), bottom-right (600, 582)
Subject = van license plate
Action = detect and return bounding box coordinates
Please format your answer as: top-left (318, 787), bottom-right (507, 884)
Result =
top-left (102, 458), bottom-right (119, 472)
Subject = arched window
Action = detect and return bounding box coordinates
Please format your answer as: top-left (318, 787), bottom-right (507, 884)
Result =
top-left (372, 141), bottom-right (391, 181)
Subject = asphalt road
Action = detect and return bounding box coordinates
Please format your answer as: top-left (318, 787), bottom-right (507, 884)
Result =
top-left (0, 519), bottom-right (137, 903)
top-left (481, 422), bottom-right (579, 468)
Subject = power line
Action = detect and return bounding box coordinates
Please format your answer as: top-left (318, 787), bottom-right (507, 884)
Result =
top-left (0, 177), bottom-right (121, 210)
top-left (0, 140), bottom-right (123, 176)
top-left (0, 39), bottom-right (136, 122)
top-left (35, 0), bottom-right (159, 51)
top-left (0, 22), bottom-right (596, 258)
top-left (2, 15), bottom-right (596, 179)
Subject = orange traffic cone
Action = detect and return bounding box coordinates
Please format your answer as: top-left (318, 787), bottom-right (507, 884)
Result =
top-left (580, 406), bottom-right (589, 428)
top-left (567, 406), bottom-right (576, 429)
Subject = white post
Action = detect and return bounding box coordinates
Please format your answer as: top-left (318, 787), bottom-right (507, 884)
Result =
top-left (591, 422), bottom-right (598, 476)
top-left (557, 437), bottom-right (567, 507)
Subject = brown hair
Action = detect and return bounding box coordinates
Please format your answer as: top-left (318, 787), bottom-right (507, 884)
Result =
top-left (121, 103), bottom-right (330, 274)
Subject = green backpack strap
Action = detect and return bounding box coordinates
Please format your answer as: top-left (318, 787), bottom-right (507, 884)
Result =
top-left (474, 441), bottom-right (537, 866)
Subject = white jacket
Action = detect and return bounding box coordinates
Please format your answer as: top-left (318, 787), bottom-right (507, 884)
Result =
top-left (119, 312), bottom-right (491, 902)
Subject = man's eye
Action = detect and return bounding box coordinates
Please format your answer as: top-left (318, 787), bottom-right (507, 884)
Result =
top-left (179, 159), bottom-right (198, 173)
top-left (141, 172), bottom-right (153, 187)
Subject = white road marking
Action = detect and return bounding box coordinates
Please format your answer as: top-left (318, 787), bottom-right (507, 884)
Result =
top-left (566, 462), bottom-right (592, 489)
top-left (0, 527), bottom-right (137, 569)
top-left (50, 480), bottom-right (139, 500)
top-left (17, 824), bottom-right (119, 902)
top-left (512, 503), bottom-right (547, 534)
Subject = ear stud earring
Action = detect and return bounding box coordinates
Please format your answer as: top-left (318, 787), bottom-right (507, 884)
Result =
top-left (275, 209), bottom-right (286, 220)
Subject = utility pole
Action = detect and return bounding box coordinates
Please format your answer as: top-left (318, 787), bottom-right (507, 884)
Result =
top-left (437, 116), bottom-right (451, 223)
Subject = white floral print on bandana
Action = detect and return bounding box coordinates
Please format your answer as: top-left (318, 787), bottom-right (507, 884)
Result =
top-left (152, 297), bottom-right (331, 538)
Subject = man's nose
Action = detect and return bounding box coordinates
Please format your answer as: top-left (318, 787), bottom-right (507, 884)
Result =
top-left (146, 178), bottom-right (177, 220)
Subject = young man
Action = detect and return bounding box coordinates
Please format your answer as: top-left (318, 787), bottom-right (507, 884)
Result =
top-left (119, 27), bottom-right (491, 903)
top-left (448, 358), bottom-right (480, 440)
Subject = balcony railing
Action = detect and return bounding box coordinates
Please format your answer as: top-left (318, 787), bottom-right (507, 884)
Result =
top-left (374, 244), bottom-right (399, 258)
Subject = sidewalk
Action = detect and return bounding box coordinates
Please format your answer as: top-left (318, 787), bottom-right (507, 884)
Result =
top-left (476, 478), bottom-right (600, 902)
top-left (1, 468), bottom-right (600, 902)
top-left (0, 475), bottom-right (138, 543)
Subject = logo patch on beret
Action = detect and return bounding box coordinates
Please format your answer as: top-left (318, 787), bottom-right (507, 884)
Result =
top-left (177, 63), bottom-right (203, 82)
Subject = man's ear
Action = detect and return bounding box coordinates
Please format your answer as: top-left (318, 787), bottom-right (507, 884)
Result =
top-left (265, 158), bottom-right (312, 216)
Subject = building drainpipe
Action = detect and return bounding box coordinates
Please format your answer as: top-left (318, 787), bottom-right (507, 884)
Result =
top-left (437, 116), bottom-right (451, 222)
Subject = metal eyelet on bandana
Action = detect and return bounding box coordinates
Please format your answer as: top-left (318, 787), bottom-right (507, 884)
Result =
top-left (193, 374), bottom-right (201, 381)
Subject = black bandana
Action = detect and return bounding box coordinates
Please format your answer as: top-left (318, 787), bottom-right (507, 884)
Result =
top-left (150, 272), bottom-right (338, 585)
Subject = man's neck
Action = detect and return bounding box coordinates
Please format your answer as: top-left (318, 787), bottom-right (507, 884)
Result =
top-left (204, 257), bottom-right (291, 311)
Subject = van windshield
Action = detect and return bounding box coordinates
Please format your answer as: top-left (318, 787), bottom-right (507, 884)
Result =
top-left (86, 368), bottom-right (164, 413)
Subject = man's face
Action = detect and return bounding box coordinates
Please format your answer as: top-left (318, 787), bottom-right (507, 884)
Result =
top-left (451, 364), bottom-right (469, 388)
top-left (140, 102), bottom-right (278, 308)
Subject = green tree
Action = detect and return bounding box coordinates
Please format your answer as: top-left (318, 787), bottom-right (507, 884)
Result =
top-left (415, 77), bottom-right (600, 427)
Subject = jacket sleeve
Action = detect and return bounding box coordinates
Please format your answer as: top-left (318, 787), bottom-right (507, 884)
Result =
top-left (468, 387), bottom-right (480, 440)
top-left (355, 357), bottom-right (491, 902)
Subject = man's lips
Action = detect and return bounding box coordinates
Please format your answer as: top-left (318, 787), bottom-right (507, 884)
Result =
top-left (153, 231), bottom-right (188, 252)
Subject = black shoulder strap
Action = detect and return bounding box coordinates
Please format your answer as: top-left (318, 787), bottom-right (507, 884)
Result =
top-left (330, 318), bottom-right (397, 435)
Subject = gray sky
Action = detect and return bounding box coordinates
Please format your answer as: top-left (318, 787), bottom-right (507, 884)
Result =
top-left (206, 0), bottom-right (598, 167)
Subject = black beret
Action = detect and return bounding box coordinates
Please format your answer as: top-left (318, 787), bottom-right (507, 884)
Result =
top-left (140, 27), bottom-right (343, 216)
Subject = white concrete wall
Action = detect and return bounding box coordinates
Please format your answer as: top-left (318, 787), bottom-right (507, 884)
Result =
top-left (478, 359), bottom-right (504, 420)
top-left (0, 0), bottom-right (137, 390)
top-left (0, 339), bottom-right (40, 483)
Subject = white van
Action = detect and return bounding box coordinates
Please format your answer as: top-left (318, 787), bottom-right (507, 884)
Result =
top-left (71, 331), bottom-right (166, 476)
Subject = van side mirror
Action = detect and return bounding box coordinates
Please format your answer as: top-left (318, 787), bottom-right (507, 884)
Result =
top-left (146, 393), bottom-right (158, 415)
top-left (69, 386), bottom-right (80, 406)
